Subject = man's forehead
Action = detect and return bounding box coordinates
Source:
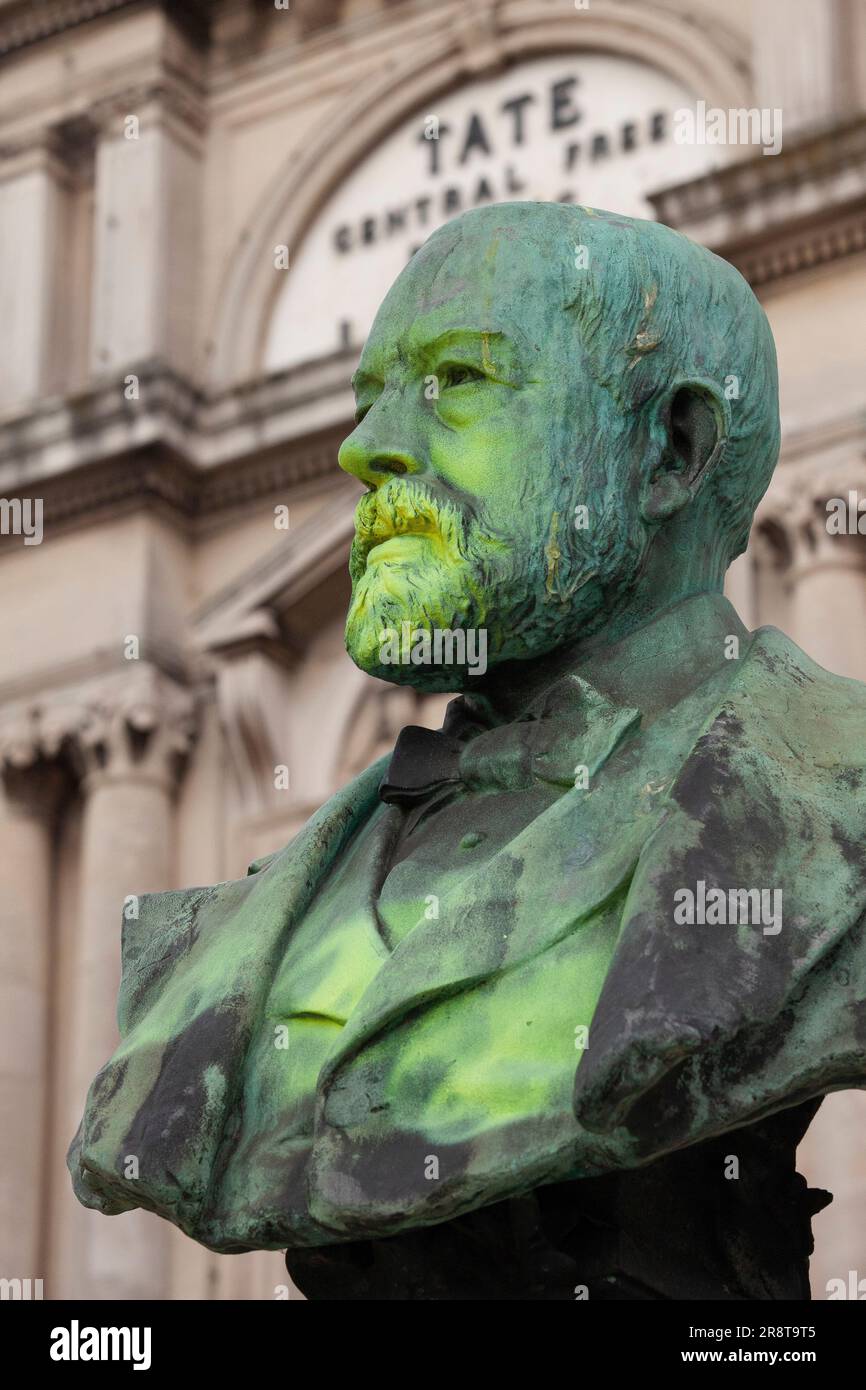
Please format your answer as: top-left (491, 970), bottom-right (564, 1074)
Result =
top-left (358, 225), bottom-right (567, 374)
top-left (414, 219), bottom-right (568, 309)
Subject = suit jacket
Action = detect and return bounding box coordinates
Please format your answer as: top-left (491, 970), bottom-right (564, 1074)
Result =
top-left (68, 620), bottom-right (866, 1252)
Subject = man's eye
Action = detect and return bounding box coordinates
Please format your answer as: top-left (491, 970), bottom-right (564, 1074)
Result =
top-left (440, 363), bottom-right (486, 389)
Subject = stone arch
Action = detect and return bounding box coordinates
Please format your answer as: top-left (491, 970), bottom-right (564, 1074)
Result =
top-left (207, 1), bottom-right (753, 388)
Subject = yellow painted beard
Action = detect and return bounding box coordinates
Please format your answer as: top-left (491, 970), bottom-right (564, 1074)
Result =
top-left (344, 496), bottom-right (612, 684)
top-left (345, 537), bottom-right (493, 683)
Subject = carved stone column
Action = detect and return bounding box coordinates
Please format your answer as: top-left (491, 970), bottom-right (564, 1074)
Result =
top-left (88, 80), bottom-right (204, 378)
top-left (0, 751), bottom-right (64, 1280)
top-left (752, 0), bottom-right (840, 133)
top-left (58, 666), bottom-right (197, 1300)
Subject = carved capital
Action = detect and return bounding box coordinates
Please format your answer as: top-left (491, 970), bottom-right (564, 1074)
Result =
top-left (72, 668), bottom-right (198, 793)
top-left (0, 666), bottom-right (197, 797)
top-left (88, 77), bottom-right (207, 145)
top-left (0, 758), bottom-right (66, 826)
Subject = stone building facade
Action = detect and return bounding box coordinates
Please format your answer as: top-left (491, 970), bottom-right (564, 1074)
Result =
top-left (0, 0), bottom-right (865, 1300)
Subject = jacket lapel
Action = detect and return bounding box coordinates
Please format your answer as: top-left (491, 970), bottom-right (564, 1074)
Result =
top-left (319, 694), bottom-right (648, 1085)
top-left (319, 648), bottom-right (769, 1094)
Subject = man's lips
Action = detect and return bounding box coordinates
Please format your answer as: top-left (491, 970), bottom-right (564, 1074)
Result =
top-left (355, 510), bottom-right (439, 561)
top-left (364, 531), bottom-right (432, 565)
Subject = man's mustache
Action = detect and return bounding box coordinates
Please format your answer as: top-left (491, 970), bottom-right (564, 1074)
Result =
top-left (350, 481), bottom-right (470, 573)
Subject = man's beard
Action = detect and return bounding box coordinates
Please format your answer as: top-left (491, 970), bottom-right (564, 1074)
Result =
top-left (345, 481), bottom-right (503, 690)
top-left (344, 478), bottom-right (633, 692)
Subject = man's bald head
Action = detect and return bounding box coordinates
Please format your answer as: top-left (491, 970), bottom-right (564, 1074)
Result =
top-left (340, 202), bottom-right (780, 688)
top-left (414, 201), bottom-right (780, 566)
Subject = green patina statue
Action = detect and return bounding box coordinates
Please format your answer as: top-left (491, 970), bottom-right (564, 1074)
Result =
top-left (70, 204), bottom-right (866, 1300)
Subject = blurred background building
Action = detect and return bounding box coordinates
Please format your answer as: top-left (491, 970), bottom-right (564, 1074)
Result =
top-left (1, 0), bottom-right (865, 1301)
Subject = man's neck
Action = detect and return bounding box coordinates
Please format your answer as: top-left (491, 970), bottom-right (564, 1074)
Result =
top-left (465, 591), bottom-right (750, 726)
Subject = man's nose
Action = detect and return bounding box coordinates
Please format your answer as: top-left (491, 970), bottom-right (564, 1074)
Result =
top-left (338, 393), bottom-right (425, 487)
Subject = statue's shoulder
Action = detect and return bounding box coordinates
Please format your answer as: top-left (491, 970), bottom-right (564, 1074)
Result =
top-left (744, 626), bottom-right (866, 760)
top-left (246, 752), bottom-right (392, 878)
top-left (128, 756), bottom-right (389, 928)
top-left (120, 754), bottom-right (390, 1000)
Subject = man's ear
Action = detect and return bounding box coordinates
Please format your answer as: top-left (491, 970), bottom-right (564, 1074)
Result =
top-left (641, 383), bottom-right (728, 524)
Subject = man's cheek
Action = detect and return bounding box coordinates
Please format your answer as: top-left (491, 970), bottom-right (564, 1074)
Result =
top-left (438, 422), bottom-right (545, 511)
top-left (428, 431), bottom-right (510, 499)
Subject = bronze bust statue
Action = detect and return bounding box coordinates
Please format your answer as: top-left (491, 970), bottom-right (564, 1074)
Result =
top-left (70, 203), bottom-right (866, 1299)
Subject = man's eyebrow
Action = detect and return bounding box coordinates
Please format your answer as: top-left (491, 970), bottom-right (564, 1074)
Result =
top-left (414, 328), bottom-right (528, 376)
top-left (351, 328), bottom-right (522, 393)
top-left (418, 328), bottom-right (506, 357)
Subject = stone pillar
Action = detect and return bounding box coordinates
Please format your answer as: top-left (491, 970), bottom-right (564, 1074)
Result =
top-left (0, 756), bottom-right (63, 1280)
top-left (789, 534), bottom-right (866, 684)
top-left (752, 0), bottom-right (842, 134)
top-left (89, 82), bottom-right (204, 379)
top-left (62, 667), bottom-right (196, 1301)
top-left (0, 121), bottom-right (93, 410)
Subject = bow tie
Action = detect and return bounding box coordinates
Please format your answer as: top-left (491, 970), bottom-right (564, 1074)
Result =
top-left (378, 682), bottom-right (641, 810)
top-left (379, 725), bottom-right (471, 807)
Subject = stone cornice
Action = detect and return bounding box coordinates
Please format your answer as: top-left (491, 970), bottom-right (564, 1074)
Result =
top-left (0, 0), bottom-right (134, 57)
top-left (0, 355), bottom-right (355, 540)
top-left (724, 204), bottom-right (866, 292)
top-left (0, 0), bottom-right (210, 58)
top-left (0, 72), bottom-right (209, 176)
top-left (777, 409), bottom-right (866, 469)
top-left (650, 115), bottom-right (866, 289)
top-left (0, 640), bottom-right (194, 709)
top-left (1, 363), bottom-right (864, 546)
